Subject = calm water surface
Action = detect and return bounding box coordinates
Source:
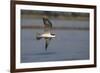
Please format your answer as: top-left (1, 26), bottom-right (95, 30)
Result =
top-left (21, 18), bottom-right (89, 63)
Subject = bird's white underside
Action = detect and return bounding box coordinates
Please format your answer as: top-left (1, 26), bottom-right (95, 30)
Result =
top-left (40, 33), bottom-right (55, 38)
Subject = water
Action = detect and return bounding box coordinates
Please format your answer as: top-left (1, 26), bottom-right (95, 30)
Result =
top-left (21, 18), bottom-right (89, 63)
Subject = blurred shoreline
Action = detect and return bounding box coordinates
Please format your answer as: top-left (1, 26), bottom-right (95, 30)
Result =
top-left (21, 14), bottom-right (89, 21)
top-left (21, 10), bottom-right (89, 30)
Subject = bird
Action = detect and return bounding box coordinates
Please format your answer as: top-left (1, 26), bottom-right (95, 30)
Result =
top-left (36, 15), bottom-right (56, 51)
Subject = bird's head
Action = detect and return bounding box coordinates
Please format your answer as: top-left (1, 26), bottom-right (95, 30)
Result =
top-left (51, 33), bottom-right (56, 37)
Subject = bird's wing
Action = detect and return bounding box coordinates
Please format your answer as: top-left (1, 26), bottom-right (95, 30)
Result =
top-left (45, 38), bottom-right (51, 51)
top-left (43, 18), bottom-right (52, 33)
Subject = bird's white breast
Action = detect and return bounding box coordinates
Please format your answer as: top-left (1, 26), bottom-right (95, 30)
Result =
top-left (41, 33), bottom-right (55, 38)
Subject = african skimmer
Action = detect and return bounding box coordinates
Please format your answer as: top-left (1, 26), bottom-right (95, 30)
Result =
top-left (36, 16), bottom-right (56, 51)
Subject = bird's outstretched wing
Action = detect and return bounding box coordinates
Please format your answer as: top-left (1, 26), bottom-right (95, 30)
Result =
top-left (43, 18), bottom-right (52, 33)
top-left (45, 38), bottom-right (51, 51)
